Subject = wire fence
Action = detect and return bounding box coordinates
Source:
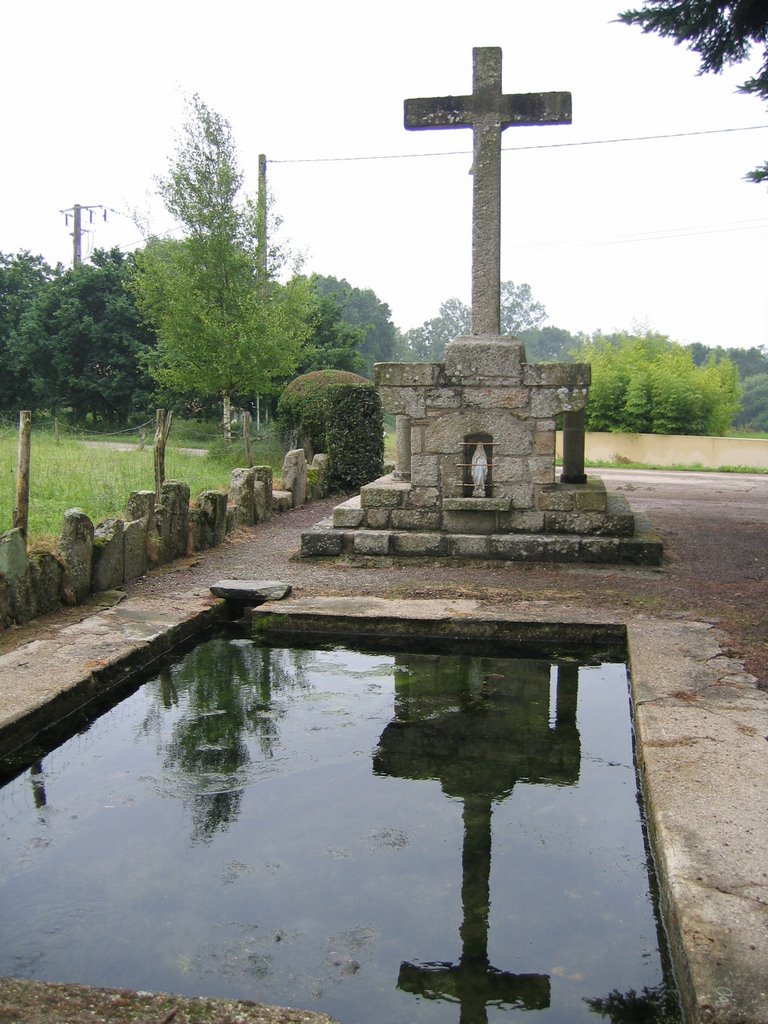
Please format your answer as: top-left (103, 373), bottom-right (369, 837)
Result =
top-left (0, 412), bottom-right (286, 541)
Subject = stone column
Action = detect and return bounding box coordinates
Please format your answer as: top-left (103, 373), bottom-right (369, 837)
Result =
top-left (394, 415), bottom-right (412, 480)
top-left (560, 409), bottom-right (587, 485)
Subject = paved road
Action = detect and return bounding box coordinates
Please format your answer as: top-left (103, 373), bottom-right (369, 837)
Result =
top-left (597, 467), bottom-right (768, 522)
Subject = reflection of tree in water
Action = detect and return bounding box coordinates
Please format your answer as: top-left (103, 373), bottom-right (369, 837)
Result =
top-left (585, 983), bottom-right (682, 1023)
top-left (143, 638), bottom-right (312, 844)
top-left (374, 653), bottom-right (582, 1024)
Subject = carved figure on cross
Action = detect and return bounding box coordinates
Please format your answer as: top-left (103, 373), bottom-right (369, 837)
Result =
top-left (405, 47), bottom-right (571, 335)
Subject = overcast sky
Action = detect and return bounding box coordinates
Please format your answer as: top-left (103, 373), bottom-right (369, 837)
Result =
top-left (2, 0), bottom-right (766, 349)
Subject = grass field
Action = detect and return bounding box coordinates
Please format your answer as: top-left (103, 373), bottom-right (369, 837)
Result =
top-left (0, 423), bottom-right (285, 544)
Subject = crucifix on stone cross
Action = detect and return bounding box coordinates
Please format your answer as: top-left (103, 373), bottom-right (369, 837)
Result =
top-left (405, 47), bottom-right (571, 335)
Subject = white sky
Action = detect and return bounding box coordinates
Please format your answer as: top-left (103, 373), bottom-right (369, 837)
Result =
top-left (2, 0), bottom-right (767, 349)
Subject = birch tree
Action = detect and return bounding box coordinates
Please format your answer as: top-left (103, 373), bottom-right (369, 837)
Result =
top-left (131, 95), bottom-right (311, 437)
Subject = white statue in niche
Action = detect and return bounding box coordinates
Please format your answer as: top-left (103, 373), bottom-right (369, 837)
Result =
top-left (471, 442), bottom-right (488, 497)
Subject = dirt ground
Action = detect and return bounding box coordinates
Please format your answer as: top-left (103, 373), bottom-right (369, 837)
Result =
top-left (117, 467), bottom-right (768, 687)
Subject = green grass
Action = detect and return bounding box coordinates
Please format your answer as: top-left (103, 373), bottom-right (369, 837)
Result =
top-left (582, 457), bottom-right (768, 474)
top-left (0, 426), bottom-right (286, 544)
top-left (727, 429), bottom-right (768, 440)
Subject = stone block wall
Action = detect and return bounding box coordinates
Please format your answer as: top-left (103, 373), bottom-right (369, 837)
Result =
top-left (0, 455), bottom-right (331, 630)
top-left (376, 337), bottom-right (590, 522)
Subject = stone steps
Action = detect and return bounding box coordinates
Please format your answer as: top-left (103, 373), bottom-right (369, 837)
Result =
top-left (301, 510), bottom-right (662, 564)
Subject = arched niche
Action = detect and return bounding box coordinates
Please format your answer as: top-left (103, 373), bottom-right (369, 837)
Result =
top-left (463, 432), bottom-right (494, 498)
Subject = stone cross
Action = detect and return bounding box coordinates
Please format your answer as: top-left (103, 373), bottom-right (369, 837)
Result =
top-left (405, 47), bottom-right (571, 335)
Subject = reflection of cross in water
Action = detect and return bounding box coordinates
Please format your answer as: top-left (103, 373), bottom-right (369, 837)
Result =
top-left (405, 47), bottom-right (571, 335)
top-left (374, 660), bottom-right (582, 1024)
top-left (398, 795), bottom-right (549, 1023)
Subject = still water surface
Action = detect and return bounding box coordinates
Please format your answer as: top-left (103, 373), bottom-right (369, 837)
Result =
top-left (0, 637), bottom-right (679, 1023)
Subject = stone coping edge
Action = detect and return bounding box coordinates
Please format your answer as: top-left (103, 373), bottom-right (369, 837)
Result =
top-left (0, 602), bottom-right (229, 765)
top-left (251, 604), bottom-right (626, 653)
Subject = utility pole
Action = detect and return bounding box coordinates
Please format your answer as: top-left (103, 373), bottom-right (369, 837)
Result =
top-left (255, 154), bottom-right (268, 433)
top-left (60, 203), bottom-right (107, 266)
top-left (256, 154), bottom-right (268, 295)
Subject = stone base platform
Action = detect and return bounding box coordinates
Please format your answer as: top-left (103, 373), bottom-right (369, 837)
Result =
top-left (300, 510), bottom-right (662, 564)
top-left (300, 471), bottom-right (663, 565)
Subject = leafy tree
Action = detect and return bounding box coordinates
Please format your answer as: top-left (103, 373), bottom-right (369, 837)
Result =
top-left (312, 274), bottom-right (398, 377)
top-left (401, 281), bottom-right (547, 361)
top-left (688, 341), bottom-right (768, 379)
top-left (11, 248), bottom-right (155, 425)
top-left (585, 981), bottom-right (682, 1022)
top-left (499, 280), bottom-right (547, 334)
top-left (619, 0), bottom-right (768, 183)
top-left (732, 372), bottom-right (768, 431)
top-left (0, 251), bottom-right (57, 410)
top-left (402, 296), bottom-right (470, 361)
top-left (582, 331), bottom-right (740, 435)
top-left (518, 325), bottom-right (583, 362)
top-left (296, 277), bottom-right (365, 375)
top-left (130, 94), bottom-right (312, 439)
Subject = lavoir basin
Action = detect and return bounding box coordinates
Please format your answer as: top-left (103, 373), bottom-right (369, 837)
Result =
top-left (0, 635), bottom-right (680, 1024)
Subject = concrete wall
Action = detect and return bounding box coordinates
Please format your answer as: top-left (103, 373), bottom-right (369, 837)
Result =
top-left (556, 431), bottom-right (768, 470)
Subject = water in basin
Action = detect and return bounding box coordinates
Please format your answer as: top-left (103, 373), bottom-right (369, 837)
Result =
top-left (0, 635), bottom-right (679, 1023)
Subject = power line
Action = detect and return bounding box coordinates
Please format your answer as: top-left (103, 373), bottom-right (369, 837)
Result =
top-left (505, 217), bottom-right (768, 254)
top-left (268, 123), bottom-right (768, 165)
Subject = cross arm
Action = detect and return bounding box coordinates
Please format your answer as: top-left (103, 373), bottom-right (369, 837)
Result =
top-left (405, 91), bottom-right (572, 131)
top-left (500, 90), bottom-right (572, 127)
top-left (405, 95), bottom-right (476, 130)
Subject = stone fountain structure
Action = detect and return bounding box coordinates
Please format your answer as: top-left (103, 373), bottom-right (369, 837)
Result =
top-left (300, 47), bottom-right (661, 565)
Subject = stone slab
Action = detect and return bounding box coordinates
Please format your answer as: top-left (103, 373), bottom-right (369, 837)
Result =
top-left (352, 531), bottom-right (391, 555)
top-left (332, 496), bottom-right (365, 529)
top-left (442, 496), bottom-right (513, 512)
top-left (300, 522), bottom-right (345, 557)
top-left (360, 475), bottom-right (412, 509)
top-left (376, 361), bottom-right (442, 388)
top-left (300, 525), bottom-right (662, 565)
top-left (209, 580), bottom-right (292, 605)
top-left (92, 519), bottom-right (125, 592)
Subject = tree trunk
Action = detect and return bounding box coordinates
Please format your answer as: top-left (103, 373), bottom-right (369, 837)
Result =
top-left (222, 393), bottom-right (232, 443)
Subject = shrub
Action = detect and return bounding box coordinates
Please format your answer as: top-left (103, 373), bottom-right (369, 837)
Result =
top-left (324, 382), bottom-right (384, 491)
top-left (277, 369), bottom-right (369, 456)
top-left (277, 370), bottom-right (383, 491)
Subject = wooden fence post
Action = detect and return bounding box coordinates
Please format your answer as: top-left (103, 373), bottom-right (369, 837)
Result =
top-left (154, 409), bottom-right (173, 498)
top-left (242, 411), bottom-right (254, 468)
top-left (13, 410), bottom-right (32, 537)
